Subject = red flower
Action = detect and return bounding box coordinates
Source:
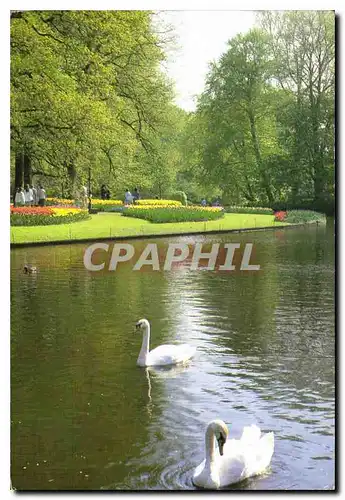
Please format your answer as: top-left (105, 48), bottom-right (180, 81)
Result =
top-left (274, 210), bottom-right (287, 221)
top-left (10, 206), bottom-right (54, 216)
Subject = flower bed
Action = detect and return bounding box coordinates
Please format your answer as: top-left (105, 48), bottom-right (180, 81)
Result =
top-left (122, 205), bottom-right (224, 223)
top-left (225, 206), bottom-right (274, 215)
top-left (46, 197), bottom-right (75, 206)
top-left (10, 206), bottom-right (90, 226)
top-left (91, 199), bottom-right (123, 212)
top-left (136, 199), bottom-right (182, 207)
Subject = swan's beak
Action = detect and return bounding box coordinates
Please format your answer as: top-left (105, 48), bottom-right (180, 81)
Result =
top-left (135, 322), bottom-right (141, 330)
top-left (217, 435), bottom-right (226, 456)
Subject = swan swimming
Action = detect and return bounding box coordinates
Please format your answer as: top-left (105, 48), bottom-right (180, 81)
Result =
top-left (193, 419), bottom-right (274, 489)
top-left (136, 318), bottom-right (196, 367)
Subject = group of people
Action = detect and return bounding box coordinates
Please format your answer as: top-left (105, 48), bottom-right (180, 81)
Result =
top-left (100, 184), bottom-right (111, 200)
top-left (14, 184), bottom-right (46, 207)
top-left (201, 198), bottom-right (222, 207)
top-left (201, 198), bottom-right (221, 207)
top-left (124, 187), bottom-right (140, 205)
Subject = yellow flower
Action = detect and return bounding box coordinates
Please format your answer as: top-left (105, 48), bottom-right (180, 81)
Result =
top-left (51, 207), bottom-right (86, 217)
top-left (91, 199), bottom-right (123, 206)
top-left (47, 198), bottom-right (75, 205)
top-left (136, 199), bottom-right (182, 207)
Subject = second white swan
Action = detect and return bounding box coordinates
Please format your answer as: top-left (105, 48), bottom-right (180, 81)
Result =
top-left (136, 318), bottom-right (196, 367)
top-left (193, 419), bottom-right (274, 489)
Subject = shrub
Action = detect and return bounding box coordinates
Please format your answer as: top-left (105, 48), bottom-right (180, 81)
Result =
top-left (135, 199), bottom-right (182, 207)
top-left (122, 206), bottom-right (224, 223)
top-left (272, 199), bottom-right (334, 216)
top-left (170, 191), bottom-right (187, 206)
top-left (225, 206), bottom-right (274, 215)
top-left (283, 210), bottom-right (326, 224)
top-left (10, 206), bottom-right (90, 226)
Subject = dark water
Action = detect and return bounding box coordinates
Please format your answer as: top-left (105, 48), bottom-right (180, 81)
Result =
top-left (11, 221), bottom-right (335, 490)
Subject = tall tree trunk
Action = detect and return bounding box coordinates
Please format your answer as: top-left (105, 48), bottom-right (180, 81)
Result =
top-left (66, 161), bottom-right (76, 198)
top-left (14, 152), bottom-right (24, 189)
top-left (247, 108), bottom-right (274, 204)
top-left (244, 175), bottom-right (255, 203)
top-left (23, 153), bottom-right (32, 186)
top-left (291, 91), bottom-right (304, 202)
top-left (13, 151), bottom-right (24, 204)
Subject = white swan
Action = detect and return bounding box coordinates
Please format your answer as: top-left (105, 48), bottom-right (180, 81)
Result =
top-left (193, 419), bottom-right (274, 489)
top-left (136, 318), bottom-right (196, 367)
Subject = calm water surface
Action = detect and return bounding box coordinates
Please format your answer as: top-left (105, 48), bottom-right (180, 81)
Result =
top-left (11, 222), bottom-right (335, 490)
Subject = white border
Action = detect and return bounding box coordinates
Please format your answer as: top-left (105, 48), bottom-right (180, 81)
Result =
top-left (2, 1), bottom-right (341, 498)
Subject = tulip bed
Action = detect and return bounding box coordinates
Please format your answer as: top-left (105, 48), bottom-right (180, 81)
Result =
top-left (122, 205), bottom-right (224, 223)
top-left (46, 198), bottom-right (75, 206)
top-left (10, 206), bottom-right (90, 226)
top-left (91, 199), bottom-right (124, 212)
top-left (135, 199), bottom-right (182, 207)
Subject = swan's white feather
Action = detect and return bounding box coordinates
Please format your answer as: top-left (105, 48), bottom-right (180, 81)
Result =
top-left (147, 344), bottom-right (196, 366)
top-left (193, 423), bottom-right (274, 489)
top-left (136, 319), bottom-right (196, 367)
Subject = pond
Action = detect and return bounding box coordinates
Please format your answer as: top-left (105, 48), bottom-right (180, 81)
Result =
top-left (11, 221), bottom-right (335, 490)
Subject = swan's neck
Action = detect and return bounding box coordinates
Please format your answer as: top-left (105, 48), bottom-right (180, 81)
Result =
top-left (137, 325), bottom-right (150, 366)
top-left (205, 426), bottom-right (217, 466)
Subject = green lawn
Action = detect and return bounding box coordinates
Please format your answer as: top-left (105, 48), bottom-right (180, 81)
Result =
top-left (10, 213), bottom-right (289, 245)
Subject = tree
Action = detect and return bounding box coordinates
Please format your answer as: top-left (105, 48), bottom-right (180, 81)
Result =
top-left (11, 10), bottom-right (174, 196)
top-left (259, 11), bottom-right (335, 204)
top-left (183, 13), bottom-right (335, 210)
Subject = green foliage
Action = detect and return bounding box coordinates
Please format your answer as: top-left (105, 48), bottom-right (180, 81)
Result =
top-left (11, 11), bottom-right (335, 210)
top-left (11, 10), bottom-right (175, 194)
top-left (182, 12), bottom-right (334, 209)
top-left (283, 210), bottom-right (327, 224)
top-left (170, 191), bottom-right (187, 206)
top-left (122, 206), bottom-right (224, 223)
top-left (225, 206), bottom-right (273, 215)
top-left (11, 211), bottom-right (90, 226)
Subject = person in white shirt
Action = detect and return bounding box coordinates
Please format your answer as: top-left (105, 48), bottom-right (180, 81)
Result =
top-left (24, 184), bottom-right (33, 206)
top-left (124, 189), bottom-right (133, 205)
top-left (80, 185), bottom-right (88, 209)
top-left (31, 185), bottom-right (38, 206)
top-left (14, 187), bottom-right (25, 206)
top-left (38, 186), bottom-right (47, 206)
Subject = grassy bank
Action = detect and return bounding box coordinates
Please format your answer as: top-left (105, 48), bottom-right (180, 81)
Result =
top-left (11, 213), bottom-right (290, 245)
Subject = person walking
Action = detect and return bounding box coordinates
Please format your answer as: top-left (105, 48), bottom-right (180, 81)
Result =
top-left (132, 187), bottom-right (140, 204)
top-left (24, 184), bottom-right (33, 206)
top-left (38, 185), bottom-right (47, 206)
top-left (31, 185), bottom-right (38, 206)
top-left (81, 185), bottom-right (88, 209)
top-left (124, 189), bottom-right (133, 205)
top-left (14, 187), bottom-right (25, 207)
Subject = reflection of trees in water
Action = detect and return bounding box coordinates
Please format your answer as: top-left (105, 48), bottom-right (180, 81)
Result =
top-left (11, 240), bottom-right (174, 489)
top-left (160, 226), bottom-right (334, 404)
top-left (11, 227), bottom-right (335, 488)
